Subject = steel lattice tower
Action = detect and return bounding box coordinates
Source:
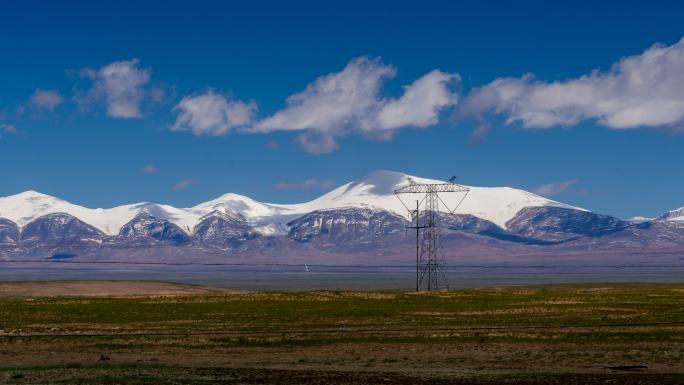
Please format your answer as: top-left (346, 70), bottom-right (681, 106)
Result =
top-left (394, 178), bottom-right (469, 291)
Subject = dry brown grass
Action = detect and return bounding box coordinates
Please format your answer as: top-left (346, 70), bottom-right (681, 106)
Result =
top-left (0, 281), bottom-right (226, 298)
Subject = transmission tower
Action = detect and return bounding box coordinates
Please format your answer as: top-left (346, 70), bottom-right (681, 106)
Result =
top-left (394, 177), bottom-right (469, 291)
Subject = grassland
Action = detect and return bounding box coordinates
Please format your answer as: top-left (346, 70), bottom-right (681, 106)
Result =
top-left (1, 282), bottom-right (684, 384)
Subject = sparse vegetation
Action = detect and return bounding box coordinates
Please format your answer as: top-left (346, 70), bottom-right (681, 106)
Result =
top-left (1, 283), bottom-right (684, 384)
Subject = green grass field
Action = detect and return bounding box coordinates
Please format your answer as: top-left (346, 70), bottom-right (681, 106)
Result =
top-left (1, 283), bottom-right (684, 384)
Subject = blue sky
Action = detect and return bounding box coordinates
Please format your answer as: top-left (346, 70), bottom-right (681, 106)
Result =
top-left (0, 0), bottom-right (682, 219)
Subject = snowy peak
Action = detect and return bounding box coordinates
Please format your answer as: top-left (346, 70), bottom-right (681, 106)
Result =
top-left (20, 212), bottom-right (104, 246)
top-left (0, 170), bottom-right (584, 234)
top-left (192, 192), bottom-right (291, 221)
top-left (657, 206), bottom-right (684, 222)
top-left (346, 169), bottom-right (409, 195)
top-left (11, 190), bottom-right (56, 200)
top-left (0, 191), bottom-right (190, 236)
top-left (0, 190), bottom-right (86, 228)
top-left (119, 212), bottom-right (191, 244)
top-left (193, 209), bottom-right (259, 246)
top-left (197, 209), bottom-right (246, 224)
top-left (293, 170), bottom-right (580, 228)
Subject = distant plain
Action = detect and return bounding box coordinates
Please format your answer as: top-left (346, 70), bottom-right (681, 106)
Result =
top-left (2, 262), bottom-right (684, 290)
top-left (1, 281), bottom-right (684, 384)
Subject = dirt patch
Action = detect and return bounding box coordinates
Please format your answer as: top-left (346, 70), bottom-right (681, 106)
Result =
top-left (458, 307), bottom-right (559, 316)
top-left (0, 281), bottom-right (229, 298)
top-left (531, 299), bottom-right (584, 305)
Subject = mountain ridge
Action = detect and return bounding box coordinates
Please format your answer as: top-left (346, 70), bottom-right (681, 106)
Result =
top-left (0, 170), bottom-right (579, 235)
top-left (657, 207), bottom-right (684, 222)
top-left (1, 170), bottom-right (681, 265)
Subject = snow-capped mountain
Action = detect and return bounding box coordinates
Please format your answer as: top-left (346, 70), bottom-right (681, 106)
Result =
top-left (275, 170), bottom-right (581, 229)
top-left (0, 170), bottom-right (682, 264)
top-left (0, 170), bottom-right (577, 235)
top-left (119, 212), bottom-right (192, 244)
top-left (0, 191), bottom-right (186, 236)
top-left (192, 210), bottom-right (260, 246)
top-left (657, 206), bottom-right (684, 223)
top-left (287, 207), bottom-right (406, 246)
top-left (20, 213), bottom-right (104, 247)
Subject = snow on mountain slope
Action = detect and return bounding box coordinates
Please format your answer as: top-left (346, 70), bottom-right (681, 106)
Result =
top-left (628, 216), bottom-right (653, 223)
top-left (0, 170), bottom-right (582, 234)
top-left (192, 193), bottom-right (293, 224)
top-left (277, 170), bottom-right (581, 229)
top-left (657, 207), bottom-right (684, 222)
top-left (0, 191), bottom-right (201, 235)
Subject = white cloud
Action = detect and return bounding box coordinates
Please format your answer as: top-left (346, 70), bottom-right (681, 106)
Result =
top-left (250, 56), bottom-right (459, 153)
top-left (457, 37), bottom-right (684, 132)
top-left (29, 89), bottom-right (64, 111)
top-left (172, 90), bottom-right (256, 136)
top-left (253, 57), bottom-right (396, 134)
top-left (140, 164), bottom-right (159, 174)
top-left (0, 123), bottom-right (17, 140)
top-left (79, 59), bottom-right (151, 118)
top-left (172, 179), bottom-right (200, 191)
top-left (532, 179), bottom-right (578, 196)
top-left (275, 178), bottom-right (337, 191)
top-left (0, 123), bottom-right (17, 134)
top-left (468, 121), bottom-right (490, 145)
top-left (373, 70), bottom-right (459, 131)
top-left (172, 57), bottom-right (457, 153)
top-left (295, 131), bottom-right (340, 154)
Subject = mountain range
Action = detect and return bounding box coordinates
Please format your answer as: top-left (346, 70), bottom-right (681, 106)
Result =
top-left (0, 170), bottom-right (682, 265)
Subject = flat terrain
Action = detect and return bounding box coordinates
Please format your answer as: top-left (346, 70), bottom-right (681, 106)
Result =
top-left (1, 282), bottom-right (684, 384)
top-left (0, 281), bottom-right (230, 298)
top-left (4, 263), bottom-right (684, 290)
